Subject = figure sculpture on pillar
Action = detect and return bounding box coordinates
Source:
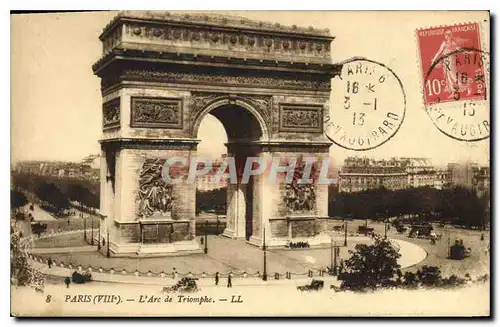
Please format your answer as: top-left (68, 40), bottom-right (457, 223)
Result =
top-left (283, 158), bottom-right (316, 213)
top-left (137, 158), bottom-right (174, 219)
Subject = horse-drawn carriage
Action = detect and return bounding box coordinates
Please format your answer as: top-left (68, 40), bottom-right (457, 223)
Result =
top-left (297, 279), bottom-right (324, 291)
top-left (72, 271), bottom-right (92, 284)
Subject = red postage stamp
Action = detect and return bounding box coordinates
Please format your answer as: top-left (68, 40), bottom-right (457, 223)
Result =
top-left (417, 22), bottom-right (486, 105)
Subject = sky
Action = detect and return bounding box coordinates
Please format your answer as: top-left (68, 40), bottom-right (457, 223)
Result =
top-left (11, 11), bottom-right (490, 167)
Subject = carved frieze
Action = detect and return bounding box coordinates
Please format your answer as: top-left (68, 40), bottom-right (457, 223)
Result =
top-left (102, 98), bottom-right (120, 129)
top-left (131, 97), bottom-right (183, 129)
top-left (279, 104), bottom-right (323, 133)
top-left (113, 68), bottom-right (331, 91)
top-left (137, 158), bottom-right (174, 219)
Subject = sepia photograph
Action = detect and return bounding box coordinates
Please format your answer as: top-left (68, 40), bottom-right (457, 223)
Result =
top-left (10, 10), bottom-right (490, 317)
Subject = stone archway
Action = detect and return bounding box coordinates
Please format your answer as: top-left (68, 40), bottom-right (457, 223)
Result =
top-left (93, 11), bottom-right (340, 256)
top-left (193, 97), bottom-right (268, 242)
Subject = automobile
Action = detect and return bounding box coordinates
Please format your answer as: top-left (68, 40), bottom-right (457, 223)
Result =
top-left (297, 279), bottom-right (324, 291)
top-left (357, 225), bottom-right (374, 235)
top-left (408, 224), bottom-right (433, 239)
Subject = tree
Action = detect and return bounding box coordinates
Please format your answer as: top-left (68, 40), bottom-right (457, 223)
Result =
top-left (340, 235), bottom-right (401, 291)
top-left (402, 271), bottom-right (419, 288)
top-left (416, 265), bottom-right (442, 287)
top-left (11, 232), bottom-right (45, 291)
top-left (196, 188), bottom-right (227, 215)
top-left (11, 190), bottom-right (28, 212)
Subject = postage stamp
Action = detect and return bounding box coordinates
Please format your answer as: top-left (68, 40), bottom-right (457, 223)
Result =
top-left (416, 22), bottom-right (490, 141)
top-left (325, 58), bottom-right (406, 151)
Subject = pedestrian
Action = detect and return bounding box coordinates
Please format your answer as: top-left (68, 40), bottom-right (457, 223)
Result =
top-left (68, 219), bottom-right (70, 226)
top-left (172, 267), bottom-right (177, 279)
top-left (481, 233), bottom-right (485, 241)
top-left (227, 273), bottom-right (232, 288)
top-left (64, 276), bottom-right (71, 288)
top-left (201, 237), bottom-right (204, 245)
top-left (47, 257), bottom-right (53, 268)
top-left (215, 272), bottom-right (219, 286)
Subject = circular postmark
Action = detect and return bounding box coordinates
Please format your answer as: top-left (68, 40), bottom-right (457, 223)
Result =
top-left (424, 48), bottom-right (490, 142)
top-left (325, 58), bottom-right (406, 151)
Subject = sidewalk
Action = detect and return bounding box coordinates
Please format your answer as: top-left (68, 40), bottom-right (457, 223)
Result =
top-left (24, 204), bottom-right (56, 221)
top-left (30, 246), bottom-right (97, 254)
top-left (31, 259), bottom-right (339, 288)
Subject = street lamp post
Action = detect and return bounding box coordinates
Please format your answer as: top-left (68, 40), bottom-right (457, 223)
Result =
top-left (204, 220), bottom-right (208, 254)
top-left (83, 217), bottom-right (87, 242)
top-left (106, 231), bottom-right (110, 258)
top-left (344, 220), bottom-right (348, 246)
top-left (97, 221), bottom-right (101, 251)
top-left (91, 218), bottom-right (94, 245)
top-left (262, 228), bottom-right (267, 281)
top-left (333, 242), bottom-right (338, 276)
top-left (330, 238), bottom-right (334, 274)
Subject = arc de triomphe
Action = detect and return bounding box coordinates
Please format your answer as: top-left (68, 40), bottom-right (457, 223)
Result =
top-left (93, 11), bottom-right (340, 256)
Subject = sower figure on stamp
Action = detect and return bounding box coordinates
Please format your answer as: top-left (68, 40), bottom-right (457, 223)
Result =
top-left (430, 30), bottom-right (470, 97)
top-left (215, 272), bottom-right (219, 286)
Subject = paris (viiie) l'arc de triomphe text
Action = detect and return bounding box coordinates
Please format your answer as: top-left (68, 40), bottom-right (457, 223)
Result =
top-left (93, 11), bottom-right (341, 256)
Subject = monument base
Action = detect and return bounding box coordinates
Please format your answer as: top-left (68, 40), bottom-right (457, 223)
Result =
top-left (108, 240), bottom-right (202, 257)
top-left (221, 228), bottom-right (237, 239)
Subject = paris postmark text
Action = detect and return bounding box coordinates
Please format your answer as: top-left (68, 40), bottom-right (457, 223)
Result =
top-left (325, 58), bottom-right (406, 151)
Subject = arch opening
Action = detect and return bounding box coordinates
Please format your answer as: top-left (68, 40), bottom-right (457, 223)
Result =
top-left (196, 103), bottom-right (265, 241)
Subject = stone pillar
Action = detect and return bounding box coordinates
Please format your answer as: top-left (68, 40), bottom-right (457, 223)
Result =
top-left (225, 183), bottom-right (247, 239)
top-left (101, 141), bottom-right (201, 256)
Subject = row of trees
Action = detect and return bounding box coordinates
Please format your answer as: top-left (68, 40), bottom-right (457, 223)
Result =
top-left (66, 184), bottom-right (99, 209)
top-left (329, 186), bottom-right (489, 228)
top-left (12, 173), bottom-right (489, 229)
top-left (35, 181), bottom-right (70, 213)
top-left (12, 172), bottom-right (99, 196)
top-left (12, 173), bottom-right (99, 215)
